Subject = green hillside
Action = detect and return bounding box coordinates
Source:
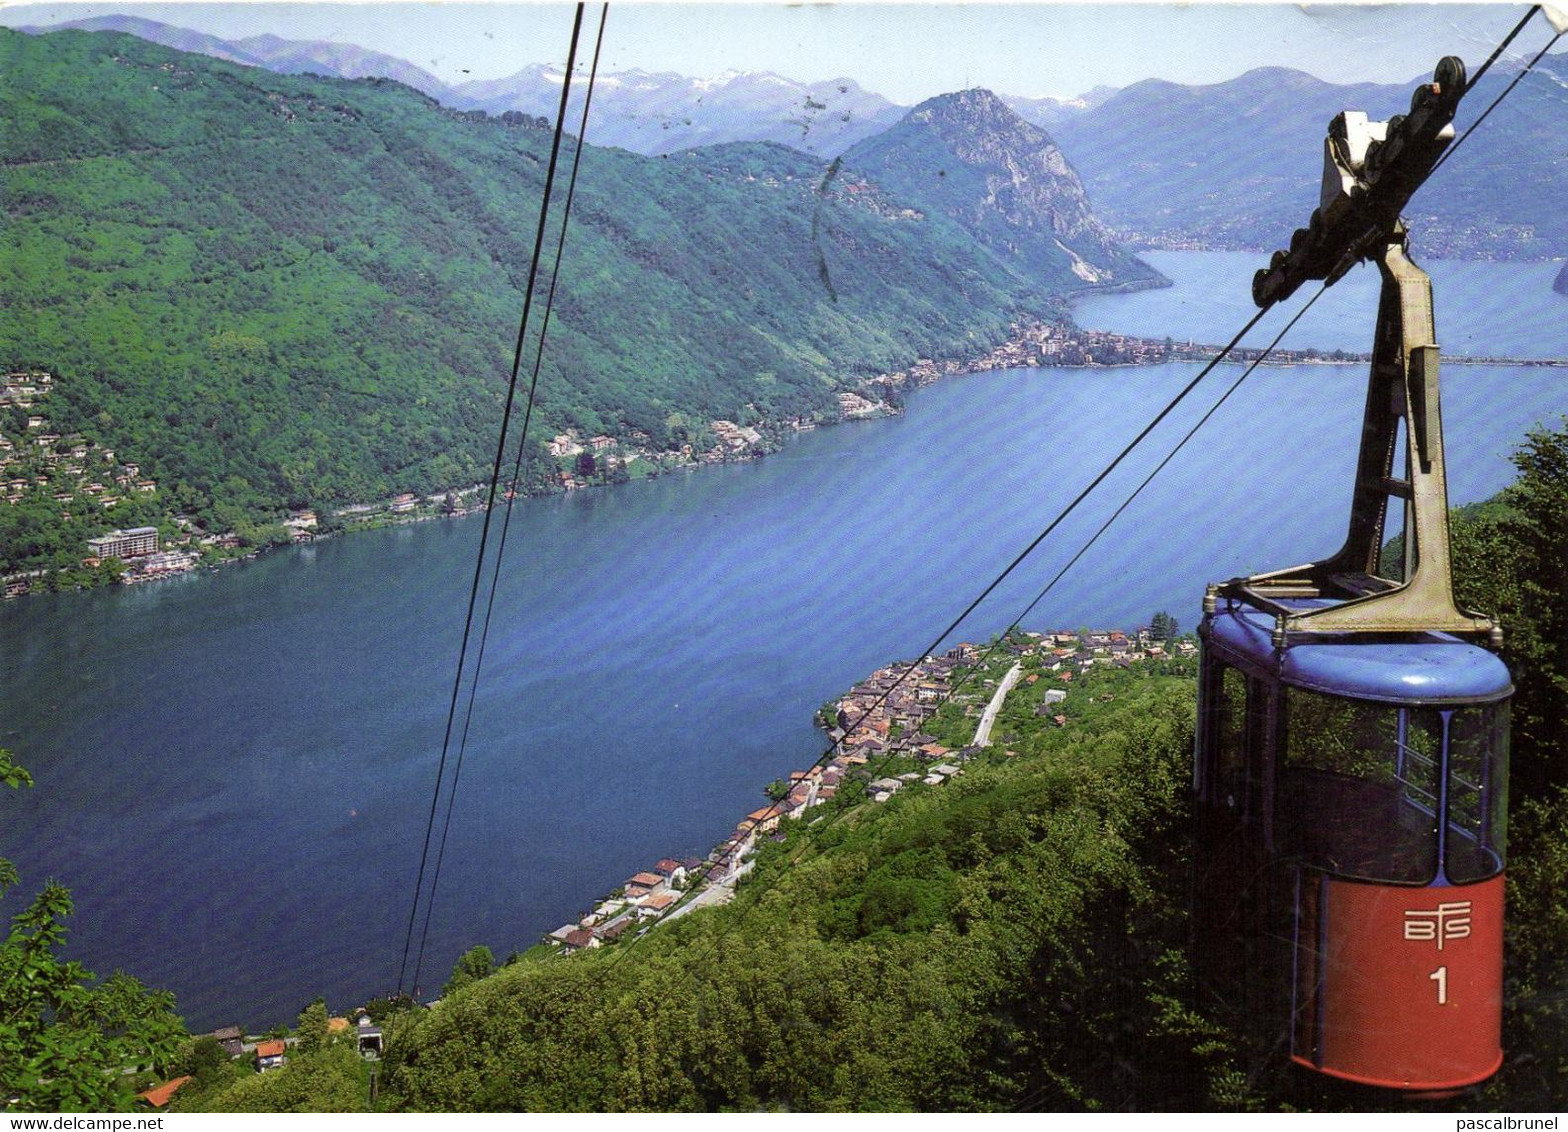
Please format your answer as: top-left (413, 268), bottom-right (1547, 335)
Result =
top-left (150, 420), bottom-right (1568, 1114)
top-left (1, 28), bottom-right (1140, 540)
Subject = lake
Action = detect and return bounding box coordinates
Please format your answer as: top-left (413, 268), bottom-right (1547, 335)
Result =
top-left (2, 250), bottom-right (1564, 1029)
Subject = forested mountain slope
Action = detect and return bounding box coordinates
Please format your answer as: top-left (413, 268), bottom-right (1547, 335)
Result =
top-left (2, 28), bottom-right (1154, 526)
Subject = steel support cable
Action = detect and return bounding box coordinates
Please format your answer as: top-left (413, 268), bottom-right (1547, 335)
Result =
top-left (598, 305), bottom-right (1280, 977)
top-left (781, 302), bottom-right (1275, 776)
top-left (1012, 16), bottom-right (1558, 1111)
top-left (603, 0), bottom-right (1556, 1048)
top-left (396, 2), bottom-right (589, 997)
top-left (745, 288), bottom-right (1330, 899)
top-left (1009, 286), bottom-right (1330, 644)
top-left (1466, 5), bottom-right (1544, 92)
top-left (1433, 20), bottom-right (1565, 179)
top-left (600, 0), bottom-right (1549, 964)
top-left (409, 3), bottom-right (610, 997)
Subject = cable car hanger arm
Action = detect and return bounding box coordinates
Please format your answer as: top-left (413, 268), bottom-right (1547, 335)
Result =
top-left (1209, 56), bottom-right (1501, 647)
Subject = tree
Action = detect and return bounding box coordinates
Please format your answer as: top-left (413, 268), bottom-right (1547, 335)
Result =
top-left (295, 999), bottom-right (330, 1056)
top-left (764, 778), bottom-right (790, 803)
top-left (442, 944), bottom-right (495, 998)
top-left (187, 1041), bottom-right (369, 1113)
top-left (1149, 611), bottom-right (1179, 643)
top-left (1442, 421), bottom-right (1568, 1106)
top-left (1, 748), bottom-right (188, 1111)
top-left (183, 1035), bottom-right (231, 1080)
top-left (1449, 422), bottom-right (1568, 799)
top-left (362, 993), bottom-right (414, 1024)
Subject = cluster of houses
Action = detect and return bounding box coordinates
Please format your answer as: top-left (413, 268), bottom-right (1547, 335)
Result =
top-left (133, 1015), bottom-right (386, 1109)
top-left (546, 856), bottom-right (705, 953)
top-left (1, 371), bottom-right (158, 513)
top-left (857, 321), bottom-right (1377, 406)
top-left (837, 391), bottom-right (884, 419)
top-left (547, 419), bottom-right (772, 490)
top-left (544, 645), bottom-right (1005, 957)
top-left (82, 525), bottom-right (203, 583)
top-left (830, 644), bottom-right (976, 765)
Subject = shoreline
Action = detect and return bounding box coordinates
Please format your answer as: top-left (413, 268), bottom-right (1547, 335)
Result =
top-left (9, 312), bottom-right (1563, 601)
top-left (528, 626), bottom-right (1196, 968)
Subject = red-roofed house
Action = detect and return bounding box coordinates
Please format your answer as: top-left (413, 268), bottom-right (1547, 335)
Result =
top-left (256, 1039), bottom-right (287, 1072)
top-left (746, 806), bottom-right (780, 833)
top-left (638, 890), bottom-right (679, 918)
top-left (137, 1076), bottom-right (192, 1109)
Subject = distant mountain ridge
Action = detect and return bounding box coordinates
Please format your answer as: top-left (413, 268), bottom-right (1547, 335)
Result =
top-left (447, 64), bottom-right (909, 156)
top-left (19, 14), bottom-right (452, 97)
top-left (223, 30), bottom-right (450, 97)
top-left (13, 14), bottom-right (1562, 258)
top-left (13, 15), bottom-right (915, 154)
top-left (2, 27), bottom-right (1154, 530)
top-left (11, 14), bottom-right (1129, 157)
top-left (1052, 58), bottom-right (1568, 258)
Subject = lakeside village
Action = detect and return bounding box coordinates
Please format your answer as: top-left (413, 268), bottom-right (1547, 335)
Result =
top-left (7, 309), bottom-right (1564, 597)
top-left (536, 625), bottom-right (1197, 958)
top-left (0, 317), bottom-right (1427, 598)
top-left (128, 624), bottom-right (1193, 1104)
top-left (0, 324), bottom-right (1366, 596)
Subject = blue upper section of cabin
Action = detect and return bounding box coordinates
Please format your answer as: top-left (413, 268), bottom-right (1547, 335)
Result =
top-left (1206, 602), bottom-right (1513, 704)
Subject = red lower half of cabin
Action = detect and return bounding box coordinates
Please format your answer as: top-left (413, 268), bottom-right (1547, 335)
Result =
top-left (1291, 873), bottom-right (1504, 1091)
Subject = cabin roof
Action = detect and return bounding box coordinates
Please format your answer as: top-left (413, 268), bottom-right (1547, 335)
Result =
top-left (1206, 602), bottom-right (1512, 704)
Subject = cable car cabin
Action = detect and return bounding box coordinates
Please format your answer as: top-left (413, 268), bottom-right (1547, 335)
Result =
top-left (1195, 597), bottom-right (1510, 1093)
top-left (1190, 57), bottom-right (1516, 1094)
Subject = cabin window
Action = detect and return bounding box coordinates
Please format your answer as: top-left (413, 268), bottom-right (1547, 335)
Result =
top-left (1212, 664), bottom-right (1248, 812)
top-left (1281, 690), bottom-right (1440, 883)
top-left (1444, 704), bottom-right (1509, 883)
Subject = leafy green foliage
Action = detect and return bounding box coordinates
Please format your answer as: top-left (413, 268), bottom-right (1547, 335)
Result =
top-left (379, 669), bottom-right (1249, 1111)
top-left (295, 999), bottom-right (330, 1056)
top-left (441, 945), bottom-right (494, 999)
top-left (1445, 420), bottom-right (1568, 1108)
top-left (178, 1038), bottom-right (371, 1113)
top-left (1446, 421), bottom-right (1568, 800)
top-left (2, 28), bottom-right (1108, 535)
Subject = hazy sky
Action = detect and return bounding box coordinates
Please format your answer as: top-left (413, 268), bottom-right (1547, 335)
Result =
top-left (1, 2), bottom-right (1557, 102)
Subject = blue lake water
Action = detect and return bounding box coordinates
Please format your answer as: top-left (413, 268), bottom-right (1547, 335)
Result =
top-left (2, 250), bottom-right (1564, 1029)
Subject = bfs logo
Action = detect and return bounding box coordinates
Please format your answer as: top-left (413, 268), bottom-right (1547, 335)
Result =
top-left (1403, 901), bottom-right (1472, 950)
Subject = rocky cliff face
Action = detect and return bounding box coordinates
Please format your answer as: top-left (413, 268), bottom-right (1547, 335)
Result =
top-left (1555, 260), bottom-right (1568, 295)
top-left (843, 88), bottom-right (1162, 290)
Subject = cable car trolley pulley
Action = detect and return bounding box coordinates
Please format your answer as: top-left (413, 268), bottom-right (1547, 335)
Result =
top-left (1194, 56), bottom-right (1513, 1096)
